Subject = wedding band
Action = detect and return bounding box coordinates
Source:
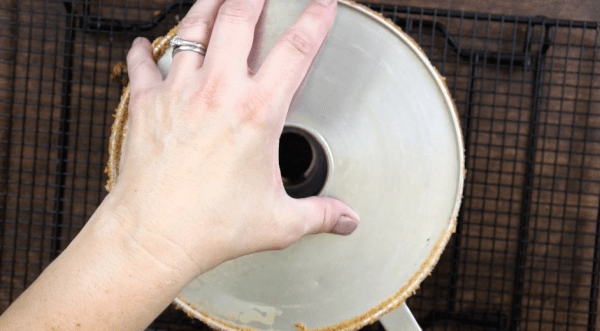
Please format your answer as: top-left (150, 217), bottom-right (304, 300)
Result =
top-left (170, 36), bottom-right (207, 57)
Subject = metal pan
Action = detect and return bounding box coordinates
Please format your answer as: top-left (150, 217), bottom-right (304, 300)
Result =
top-left (107, 1), bottom-right (464, 330)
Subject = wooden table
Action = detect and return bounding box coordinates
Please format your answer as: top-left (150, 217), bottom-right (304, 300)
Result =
top-left (367, 0), bottom-right (600, 22)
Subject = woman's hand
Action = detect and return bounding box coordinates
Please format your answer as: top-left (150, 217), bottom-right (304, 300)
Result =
top-left (0, 0), bottom-right (358, 330)
top-left (107, 0), bottom-right (359, 282)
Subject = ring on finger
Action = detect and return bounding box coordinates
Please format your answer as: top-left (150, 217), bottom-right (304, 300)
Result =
top-left (170, 36), bottom-right (207, 57)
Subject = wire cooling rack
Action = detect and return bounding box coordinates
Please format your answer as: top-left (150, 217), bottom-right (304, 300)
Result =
top-left (1, 1), bottom-right (599, 330)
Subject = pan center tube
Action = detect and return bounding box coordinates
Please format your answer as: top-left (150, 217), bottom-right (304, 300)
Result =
top-left (278, 125), bottom-right (329, 199)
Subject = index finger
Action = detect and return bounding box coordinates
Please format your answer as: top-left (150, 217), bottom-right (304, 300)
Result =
top-left (254, 0), bottom-right (337, 107)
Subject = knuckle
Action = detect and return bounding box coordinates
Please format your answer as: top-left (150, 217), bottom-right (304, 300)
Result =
top-left (180, 13), bottom-right (211, 32)
top-left (130, 87), bottom-right (150, 102)
top-left (128, 89), bottom-right (152, 115)
top-left (128, 91), bottom-right (143, 107)
top-left (321, 203), bottom-right (333, 232)
top-left (238, 87), bottom-right (271, 124)
top-left (126, 48), bottom-right (149, 73)
top-left (127, 58), bottom-right (150, 78)
top-left (194, 72), bottom-right (227, 110)
top-left (219, 0), bottom-right (255, 23)
top-left (160, 83), bottom-right (181, 101)
top-left (281, 29), bottom-right (315, 56)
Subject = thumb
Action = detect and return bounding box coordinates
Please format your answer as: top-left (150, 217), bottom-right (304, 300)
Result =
top-left (287, 196), bottom-right (360, 236)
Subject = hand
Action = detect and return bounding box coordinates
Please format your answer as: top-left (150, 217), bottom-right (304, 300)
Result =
top-left (0, 1), bottom-right (360, 329)
top-left (107, 0), bottom-right (359, 281)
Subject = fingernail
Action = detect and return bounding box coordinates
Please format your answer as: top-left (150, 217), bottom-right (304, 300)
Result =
top-left (331, 216), bottom-right (358, 235)
top-left (314, 0), bottom-right (335, 6)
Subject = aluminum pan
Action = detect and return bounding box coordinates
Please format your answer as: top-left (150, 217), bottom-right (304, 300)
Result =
top-left (106, 1), bottom-right (465, 330)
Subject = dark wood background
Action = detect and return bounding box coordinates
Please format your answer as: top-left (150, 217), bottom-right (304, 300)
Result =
top-left (369, 0), bottom-right (600, 22)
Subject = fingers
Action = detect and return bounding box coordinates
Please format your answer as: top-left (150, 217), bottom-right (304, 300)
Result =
top-left (284, 196), bottom-right (360, 237)
top-left (170, 0), bottom-right (225, 74)
top-left (202, 0), bottom-right (265, 73)
top-left (254, 0), bottom-right (337, 107)
top-left (126, 37), bottom-right (163, 92)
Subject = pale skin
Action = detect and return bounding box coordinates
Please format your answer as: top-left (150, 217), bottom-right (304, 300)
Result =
top-left (0, 0), bottom-right (360, 330)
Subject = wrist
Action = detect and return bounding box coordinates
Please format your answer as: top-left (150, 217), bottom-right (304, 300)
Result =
top-left (88, 191), bottom-right (208, 285)
top-left (0, 195), bottom-right (197, 331)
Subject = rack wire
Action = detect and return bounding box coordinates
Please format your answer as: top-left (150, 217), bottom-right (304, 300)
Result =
top-left (1, 1), bottom-right (599, 330)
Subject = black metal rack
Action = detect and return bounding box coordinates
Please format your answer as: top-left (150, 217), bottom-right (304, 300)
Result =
top-left (1, 1), bottom-right (599, 330)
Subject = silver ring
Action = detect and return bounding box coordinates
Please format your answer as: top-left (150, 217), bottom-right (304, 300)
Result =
top-left (170, 36), bottom-right (207, 57)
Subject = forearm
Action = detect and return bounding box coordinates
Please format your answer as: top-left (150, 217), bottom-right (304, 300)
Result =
top-left (0, 0), bottom-right (357, 328)
top-left (0, 196), bottom-right (193, 331)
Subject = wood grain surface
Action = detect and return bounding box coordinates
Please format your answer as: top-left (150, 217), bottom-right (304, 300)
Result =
top-left (367, 0), bottom-right (600, 22)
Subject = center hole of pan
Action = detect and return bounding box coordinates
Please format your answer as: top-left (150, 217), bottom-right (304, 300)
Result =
top-left (279, 126), bottom-right (328, 199)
